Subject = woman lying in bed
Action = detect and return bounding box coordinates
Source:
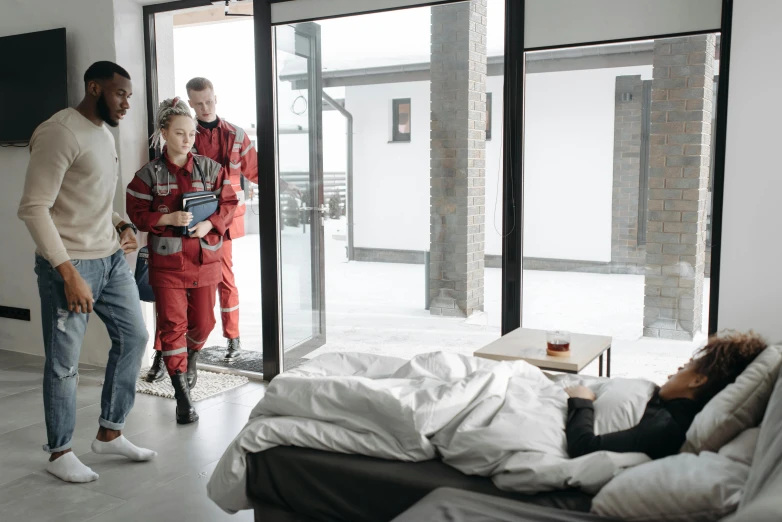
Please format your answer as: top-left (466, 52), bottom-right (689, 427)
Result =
top-left (565, 331), bottom-right (767, 460)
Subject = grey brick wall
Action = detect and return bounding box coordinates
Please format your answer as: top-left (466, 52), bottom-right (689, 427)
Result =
top-left (354, 248), bottom-right (425, 264)
top-left (429, 1), bottom-right (488, 317)
top-left (643, 35), bottom-right (715, 341)
top-left (612, 75), bottom-right (646, 270)
top-left (354, 249), bottom-right (646, 275)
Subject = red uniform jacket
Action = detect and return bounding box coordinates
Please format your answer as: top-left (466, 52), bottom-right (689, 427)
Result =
top-left (126, 153), bottom-right (238, 289)
top-left (193, 118), bottom-right (257, 239)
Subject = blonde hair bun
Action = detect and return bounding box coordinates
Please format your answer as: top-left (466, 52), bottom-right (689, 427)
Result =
top-left (150, 96), bottom-right (195, 149)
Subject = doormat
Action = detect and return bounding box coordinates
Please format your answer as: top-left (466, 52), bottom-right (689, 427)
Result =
top-left (136, 368), bottom-right (248, 402)
top-left (199, 346), bottom-right (308, 373)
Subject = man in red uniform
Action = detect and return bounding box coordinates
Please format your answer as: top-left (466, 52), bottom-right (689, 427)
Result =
top-left (144, 77), bottom-right (299, 381)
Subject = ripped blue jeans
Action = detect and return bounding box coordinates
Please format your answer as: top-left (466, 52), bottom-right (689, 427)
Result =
top-left (35, 251), bottom-right (148, 453)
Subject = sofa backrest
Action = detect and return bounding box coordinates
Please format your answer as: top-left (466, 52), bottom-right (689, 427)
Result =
top-left (723, 368), bottom-right (782, 521)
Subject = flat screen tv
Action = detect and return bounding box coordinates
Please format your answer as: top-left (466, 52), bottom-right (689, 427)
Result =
top-left (0, 28), bottom-right (68, 144)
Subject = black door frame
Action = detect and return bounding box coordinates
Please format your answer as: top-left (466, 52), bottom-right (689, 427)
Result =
top-left (142, 0), bottom-right (733, 381)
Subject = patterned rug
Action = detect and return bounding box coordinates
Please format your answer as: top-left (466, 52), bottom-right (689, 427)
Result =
top-left (136, 368), bottom-right (249, 402)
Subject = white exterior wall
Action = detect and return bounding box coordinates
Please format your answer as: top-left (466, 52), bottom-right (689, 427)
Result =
top-left (348, 65), bottom-right (652, 260)
top-left (523, 65), bottom-right (652, 261)
top-left (347, 81), bottom-right (431, 252)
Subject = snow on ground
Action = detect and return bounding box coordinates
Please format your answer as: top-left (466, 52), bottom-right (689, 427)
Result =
top-left (207, 218), bottom-right (710, 385)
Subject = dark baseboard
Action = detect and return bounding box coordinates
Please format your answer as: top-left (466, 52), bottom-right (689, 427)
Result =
top-left (353, 247), bottom-right (710, 277)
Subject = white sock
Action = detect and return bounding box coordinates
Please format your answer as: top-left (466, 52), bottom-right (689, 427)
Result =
top-left (91, 435), bottom-right (157, 462)
top-left (46, 452), bottom-right (99, 483)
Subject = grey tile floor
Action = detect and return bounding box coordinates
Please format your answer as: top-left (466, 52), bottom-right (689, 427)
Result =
top-left (0, 349), bottom-right (264, 522)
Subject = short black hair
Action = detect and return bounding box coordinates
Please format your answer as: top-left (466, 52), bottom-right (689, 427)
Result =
top-left (84, 61), bottom-right (130, 84)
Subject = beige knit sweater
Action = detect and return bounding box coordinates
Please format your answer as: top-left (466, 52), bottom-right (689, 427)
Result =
top-left (18, 108), bottom-right (123, 267)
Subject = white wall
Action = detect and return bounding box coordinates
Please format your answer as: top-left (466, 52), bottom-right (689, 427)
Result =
top-left (347, 79), bottom-right (501, 255)
top-left (155, 12), bottom-right (176, 101)
top-left (113, 0), bottom-right (156, 359)
top-left (717, 0), bottom-right (782, 342)
top-left (524, 65), bottom-right (652, 261)
top-left (348, 81), bottom-right (431, 251)
top-left (113, 0), bottom-right (151, 225)
top-left (0, 0), bottom-right (152, 365)
top-left (348, 66), bottom-right (652, 261)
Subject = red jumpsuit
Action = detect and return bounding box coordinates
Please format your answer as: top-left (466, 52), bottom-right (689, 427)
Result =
top-left (193, 118), bottom-right (257, 339)
top-left (127, 153), bottom-right (237, 374)
top-left (152, 118), bottom-right (256, 348)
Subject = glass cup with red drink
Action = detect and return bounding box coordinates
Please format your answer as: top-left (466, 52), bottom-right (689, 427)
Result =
top-left (546, 330), bottom-right (571, 357)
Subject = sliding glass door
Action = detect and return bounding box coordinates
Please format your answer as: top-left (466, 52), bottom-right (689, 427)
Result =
top-left (275, 22), bottom-right (327, 364)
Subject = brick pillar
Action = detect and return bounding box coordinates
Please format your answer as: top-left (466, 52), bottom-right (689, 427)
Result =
top-left (611, 75), bottom-right (645, 273)
top-left (429, 1), bottom-right (487, 317)
top-left (644, 35), bottom-right (716, 340)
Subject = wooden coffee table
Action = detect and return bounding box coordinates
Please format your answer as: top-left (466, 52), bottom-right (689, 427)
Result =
top-left (474, 327), bottom-right (613, 377)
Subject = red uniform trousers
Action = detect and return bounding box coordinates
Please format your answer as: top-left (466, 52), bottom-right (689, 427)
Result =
top-left (152, 239), bottom-right (239, 351)
top-left (153, 285), bottom-right (217, 375)
top-left (194, 117), bottom-right (253, 342)
top-left (218, 238), bottom-right (240, 339)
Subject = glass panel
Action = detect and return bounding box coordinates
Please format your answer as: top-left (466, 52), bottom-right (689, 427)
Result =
top-left (393, 98), bottom-right (411, 141)
top-left (274, 1), bottom-right (506, 367)
top-left (522, 35), bottom-right (721, 384)
top-left (486, 92), bottom-right (493, 140)
top-left (275, 24), bottom-right (326, 365)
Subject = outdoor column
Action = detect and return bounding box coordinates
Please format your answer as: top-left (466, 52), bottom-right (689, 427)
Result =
top-left (611, 75), bottom-right (645, 273)
top-left (644, 35), bottom-right (716, 340)
top-left (429, 0), bottom-right (487, 317)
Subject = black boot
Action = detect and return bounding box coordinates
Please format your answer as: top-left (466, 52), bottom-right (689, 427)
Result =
top-left (186, 349), bottom-right (199, 390)
top-left (170, 371), bottom-right (198, 425)
top-left (224, 337), bottom-right (242, 362)
top-left (144, 351), bottom-right (166, 383)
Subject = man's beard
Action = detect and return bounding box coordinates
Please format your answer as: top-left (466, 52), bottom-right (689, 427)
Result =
top-left (97, 93), bottom-right (119, 127)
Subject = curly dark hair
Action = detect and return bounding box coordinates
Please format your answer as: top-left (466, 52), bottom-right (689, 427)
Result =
top-left (690, 330), bottom-right (768, 404)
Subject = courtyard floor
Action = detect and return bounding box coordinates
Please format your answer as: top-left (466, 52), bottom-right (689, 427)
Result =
top-left (206, 218), bottom-right (711, 385)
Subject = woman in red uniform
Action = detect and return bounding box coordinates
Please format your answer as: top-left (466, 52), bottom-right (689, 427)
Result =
top-left (127, 97), bottom-right (237, 424)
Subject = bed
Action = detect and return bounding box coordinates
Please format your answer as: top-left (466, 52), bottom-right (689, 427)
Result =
top-left (247, 446), bottom-right (593, 522)
top-left (208, 352), bottom-right (657, 518)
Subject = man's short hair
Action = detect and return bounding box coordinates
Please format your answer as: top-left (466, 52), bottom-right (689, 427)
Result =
top-left (186, 77), bottom-right (214, 95)
top-left (84, 61), bottom-right (130, 84)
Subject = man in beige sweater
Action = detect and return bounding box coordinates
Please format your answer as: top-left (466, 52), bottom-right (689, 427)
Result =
top-left (18, 61), bottom-right (156, 483)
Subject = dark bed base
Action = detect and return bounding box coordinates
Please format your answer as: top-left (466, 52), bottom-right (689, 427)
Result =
top-left (247, 447), bottom-right (592, 522)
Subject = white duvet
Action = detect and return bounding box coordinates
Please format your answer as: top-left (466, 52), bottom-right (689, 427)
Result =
top-left (207, 351), bottom-right (657, 513)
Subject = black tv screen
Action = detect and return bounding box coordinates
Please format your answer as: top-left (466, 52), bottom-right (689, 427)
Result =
top-left (0, 28), bottom-right (68, 144)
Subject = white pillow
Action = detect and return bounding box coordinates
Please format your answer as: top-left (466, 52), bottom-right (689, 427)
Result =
top-left (591, 452), bottom-right (750, 521)
top-left (592, 378), bottom-right (657, 435)
top-left (551, 374), bottom-right (658, 434)
top-left (718, 427), bottom-right (760, 467)
top-left (683, 345), bottom-right (782, 453)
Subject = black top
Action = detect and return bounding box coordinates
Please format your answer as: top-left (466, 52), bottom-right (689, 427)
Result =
top-left (198, 118), bottom-right (220, 130)
top-left (565, 390), bottom-right (701, 460)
